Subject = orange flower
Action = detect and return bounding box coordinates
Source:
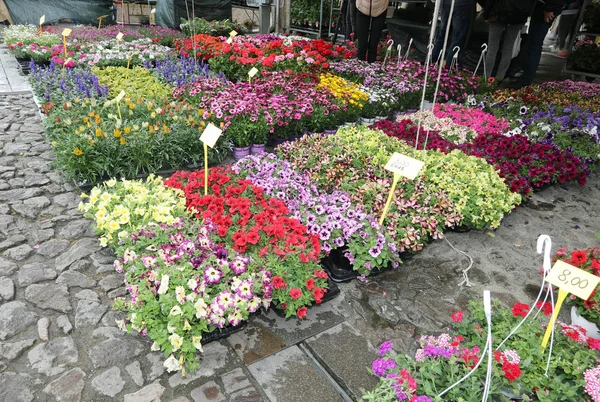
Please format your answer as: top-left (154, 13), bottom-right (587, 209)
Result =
top-left (113, 129), bottom-right (121, 138)
top-left (124, 127), bottom-right (131, 134)
top-left (120, 137), bottom-right (126, 145)
top-left (95, 127), bottom-right (103, 137)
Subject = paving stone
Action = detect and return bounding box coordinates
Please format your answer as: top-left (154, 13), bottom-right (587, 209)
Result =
top-left (123, 382), bottom-right (166, 402)
top-left (0, 338), bottom-right (36, 360)
top-left (24, 174), bottom-right (50, 187)
top-left (25, 283), bottom-right (71, 313)
top-left (108, 286), bottom-right (128, 298)
top-left (0, 372), bottom-right (35, 402)
top-left (168, 342), bottom-right (233, 388)
top-left (170, 397), bottom-right (191, 402)
top-left (0, 234), bottom-right (26, 251)
top-left (28, 336), bottom-right (79, 376)
top-left (0, 276), bottom-right (14, 300)
top-left (102, 310), bottom-right (125, 327)
top-left (0, 187), bottom-right (43, 201)
top-left (68, 260), bottom-right (90, 272)
top-left (221, 368), bottom-right (252, 394)
top-left (74, 289), bottom-right (100, 303)
top-left (36, 239), bottom-right (70, 258)
top-left (96, 264), bottom-right (115, 274)
top-left (56, 315), bottom-right (73, 334)
top-left (38, 317), bottom-right (50, 341)
top-left (2, 243), bottom-right (33, 261)
top-left (43, 368), bottom-right (85, 402)
top-left (29, 227), bottom-right (55, 243)
top-left (191, 381), bottom-right (225, 402)
top-left (0, 257), bottom-right (17, 276)
top-left (0, 204), bottom-right (8, 214)
top-left (126, 360), bottom-right (145, 387)
top-left (146, 353), bottom-right (166, 382)
top-left (99, 273), bottom-right (124, 292)
top-left (23, 195), bottom-right (51, 209)
top-left (3, 143), bottom-right (29, 155)
top-left (88, 338), bottom-right (144, 368)
top-left (56, 271), bottom-right (96, 289)
top-left (53, 193), bottom-right (80, 208)
top-left (0, 301), bottom-right (38, 340)
top-left (55, 238), bottom-right (101, 272)
top-left (18, 262), bottom-right (57, 286)
top-left (304, 322), bottom-right (379, 400)
top-left (58, 219), bottom-right (94, 239)
top-left (228, 388), bottom-right (263, 402)
top-left (248, 346), bottom-right (344, 402)
top-left (74, 300), bottom-right (107, 328)
top-left (91, 366), bottom-right (124, 398)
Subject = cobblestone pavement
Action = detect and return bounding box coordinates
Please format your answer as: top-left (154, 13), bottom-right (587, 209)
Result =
top-left (1, 90), bottom-right (599, 402)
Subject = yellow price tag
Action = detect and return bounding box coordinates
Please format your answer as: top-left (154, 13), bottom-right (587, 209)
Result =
top-left (40, 15), bottom-right (46, 25)
top-left (384, 152), bottom-right (424, 180)
top-left (62, 28), bottom-right (72, 37)
top-left (116, 32), bottom-right (124, 41)
top-left (200, 123), bottom-right (223, 149)
top-left (248, 67), bottom-right (259, 78)
top-left (546, 260), bottom-right (600, 300)
top-left (115, 90), bottom-right (125, 103)
top-left (229, 30), bottom-right (238, 37)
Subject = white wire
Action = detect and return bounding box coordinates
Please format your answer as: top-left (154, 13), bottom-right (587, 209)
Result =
top-left (438, 333), bottom-right (489, 398)
top-left (472, 44), bottom-right (488, 78)
top-left (545, 285), bottom-right (556, 376)
top-left (444, 235), bottom-right (474, 287)
top-left (431, 0), bottom-right (456, 108)
top-left (404, 38), bottom-right (413, 61)
top-left (482, 296), bottom-right (493, 401)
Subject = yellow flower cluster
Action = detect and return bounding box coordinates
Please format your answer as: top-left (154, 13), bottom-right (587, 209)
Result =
top-left (78, 174), bottom-right (188, 247)
top-left (317, 73), bottom-right (369, 108)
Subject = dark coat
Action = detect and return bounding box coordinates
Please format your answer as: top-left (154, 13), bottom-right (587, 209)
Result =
top-left (483, 0), bottom-right (536, 24)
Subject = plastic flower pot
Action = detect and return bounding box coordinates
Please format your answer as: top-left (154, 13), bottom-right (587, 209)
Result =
top-left (323, 129), bottom-right (338, 136)
top-left (232, 146), bottom-right (251, 160)
top-left (360, 117), bottom-right (376, 125)
top-left (571, 306), bottom-right (600, 339)
top-left (250, 144), bottom-right (266, 154)
top-left (376, 115), bottom-right (388, 122)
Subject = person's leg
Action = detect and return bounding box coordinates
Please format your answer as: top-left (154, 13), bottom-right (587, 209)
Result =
top-left (485, 22), bottom-right (504, 79)
top-left (496, 23), bottom-right (522, 80)
top-left (445, 1), bottom-right (472, 66)
top-left (432, 3), bottom-right (450, 65)
top-left (367, 12), bottom-right (386, 62)
top-left (520, 19), bottom-right (550, 85)
top-left (355, 10), bottom-right (370, 61)
top-left (558, 13), bottom-right (577, 49)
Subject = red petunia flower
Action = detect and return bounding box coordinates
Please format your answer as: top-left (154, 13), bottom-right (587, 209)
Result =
top-left (297, 306), bottom-right (307, 319)
top-left (273, 276), bottom-right (287, 290)
top-left (289, 288), bottom-right (302, 300)
top-left (306, 278), bottom-right (315, 291)
top-left (570, 250), bottom-right (588, 267)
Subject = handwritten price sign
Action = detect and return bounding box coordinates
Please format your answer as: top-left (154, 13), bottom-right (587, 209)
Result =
top-left (200, 124), bottom-right (222, 148)
top-left (116, 32), bottom-right (124, 41)
top-left (248, 67), bottom-right (259, 78)
top-left (40, 15), bottom-right (45, 25)
top-left (547, 260), bottom-right (599, 300)
top-left (384, 152), bottom-right (424, 180)
top-left (62, 28), bottom-right (72, 37)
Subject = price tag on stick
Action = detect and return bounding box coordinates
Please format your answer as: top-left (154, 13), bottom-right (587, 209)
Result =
top-left (200, 124), bottom-right (223, 195)
top-left (114, 90), bottom-right (125, 120)
top-left (379, 153), bottom-right (424, 225)
top-left (97, 14), bottom-right (109, 29)
top-left (248, 67), bottom-right (258, 83)
top-left (541, 260), bottom-right (600, 349)
top-left (62, 28), bottom-right (71, 57)
top-left (229, 30), bottom-right (238, 37)
top-left (39, 15), bottom-right (45, 35)
top-left (384, 152), bottom-right (424, 180)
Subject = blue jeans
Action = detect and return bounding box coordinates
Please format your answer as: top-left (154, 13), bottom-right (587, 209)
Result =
top-left (432, 0), bottom-right (472, 66)
top-left (520, 19), bottom-right (551, 85)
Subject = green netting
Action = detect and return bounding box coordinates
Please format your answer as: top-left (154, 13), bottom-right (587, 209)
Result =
top-left (156, 0), bottom-right (232, 29)
top-left (5, 0), bottom-right (113, 25)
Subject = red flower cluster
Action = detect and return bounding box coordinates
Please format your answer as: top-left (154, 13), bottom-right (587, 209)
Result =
top-left (164, 168), bottom-right (328, 318)
top-left (175, 34), bottom-right (225, 59)
top-left (371, 119), bottom-right (457, 153)
top-left (450, 311), bottom-right (464, 323)
top-left (511, 302), bottom-right (530, 318)
top-left (535, 301), bottom-right (553, 316)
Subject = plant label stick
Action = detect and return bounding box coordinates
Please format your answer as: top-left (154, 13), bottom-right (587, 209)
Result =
top-left (116, 32), bottom-right (124, 46)
top-left (62, 28), bottom-right (72, 57)
top-left (379, 153), bottom-right (424, 224)
top-left (97, 14), bottom-right (109, 30)
top-left (39, 15), bottom-right (45, 35)
top-left (200, 123), bottom-right (223, 195)
top-left (541, 260), bottom-right (600, 349)
top-left (115, 90), bottom-right (125, 120)
top-left (125, 56), bottom-right (132, 79)
top-left (248, 67), bottom-right (258, 83)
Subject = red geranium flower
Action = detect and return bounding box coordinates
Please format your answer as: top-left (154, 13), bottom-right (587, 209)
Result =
top-left (511, 302), bottom-right (530, 318)
top-left (450, 311), bottom-right (464, 323)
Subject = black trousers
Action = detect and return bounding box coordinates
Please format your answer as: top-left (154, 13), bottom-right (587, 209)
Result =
top-left (356, 10), bottom-right (386, 63)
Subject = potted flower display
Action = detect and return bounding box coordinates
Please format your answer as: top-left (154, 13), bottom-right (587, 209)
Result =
top-left (225, 115), bottom-right (255, 159)
top-left (250, 116), bottom-right (269, 154)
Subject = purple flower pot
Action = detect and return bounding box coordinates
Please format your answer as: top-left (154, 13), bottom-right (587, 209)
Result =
top-left (250, 144), bottom-right (266, 154)
top-left (323, 129), bottom-right (338, 135)
top-left (232, 146), bottom-right (250, 160)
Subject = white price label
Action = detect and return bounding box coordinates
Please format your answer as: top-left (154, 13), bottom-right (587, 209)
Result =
top-left (200, 123), bottom-right (223, 148)
top-left (116, 32), bottom-right (124, 41)
top-left (248, 67), bottom-right (259, 78)
top-left (229, 30), bottom-right (238, 37)
top-left (114, 90), bottom-right (125, 103)
top-left (384, 152), bottom-right (424, 180)
top-left (62, 28), bottom-right (72, 37)
top-left (547, 260), bottom-right (600, 300)
top-left (40, 15), bottom-right (45, 25)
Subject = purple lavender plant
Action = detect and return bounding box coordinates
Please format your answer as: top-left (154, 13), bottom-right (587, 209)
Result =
top-left (153, 54), bottom-right (211, 87)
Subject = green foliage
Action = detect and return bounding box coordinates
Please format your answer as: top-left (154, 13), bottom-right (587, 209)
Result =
top-left (93, 66), bottom-right (172, 99)
top-left (180, 18), bottom-right (246, 37)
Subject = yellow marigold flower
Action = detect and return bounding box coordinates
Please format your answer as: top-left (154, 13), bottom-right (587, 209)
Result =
top-left (120, 137), bottom-right (126, 145)
top-left (72, 148), bottom-right (84, 156)
top-left (124, 126), bottom-right (131, 134)
top-left (113, 129), bottom-right (121, 138)
top-left (95, 127), bottom-right (103, 137)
